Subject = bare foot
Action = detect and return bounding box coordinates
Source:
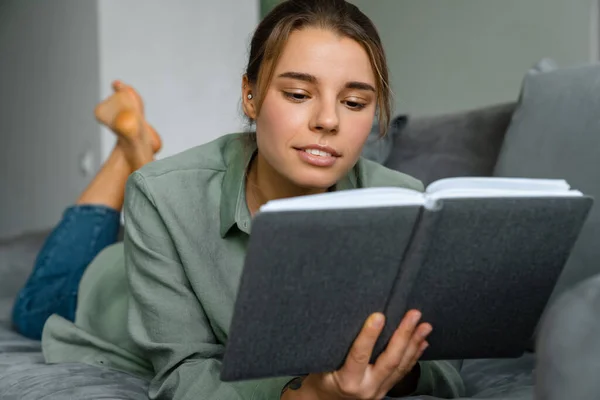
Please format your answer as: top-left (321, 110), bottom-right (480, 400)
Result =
top-left (95, 80), bottom-right (162, 154)
top-left (111, 81), bottom-right (162, 153)
top-left (95, 81), bottom-right (162, 170)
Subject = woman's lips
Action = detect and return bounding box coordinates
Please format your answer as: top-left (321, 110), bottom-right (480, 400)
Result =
top-left (295, 146), bottom-right (340, 167)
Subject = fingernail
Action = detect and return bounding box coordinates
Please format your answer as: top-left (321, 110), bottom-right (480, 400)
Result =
top-left (421, 325), bottom-right (432, 338)
top-left (412, 311), bottom-right (422, 324)
top-left (370, 313), bottom-right (384, 328)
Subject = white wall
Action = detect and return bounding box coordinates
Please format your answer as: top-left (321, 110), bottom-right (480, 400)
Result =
top-left (0, 0), bottom-right (102, 239)
top-left (351, 0), bottom-right (596, 117)
top-left (97, 0), bottom-right (259, 161)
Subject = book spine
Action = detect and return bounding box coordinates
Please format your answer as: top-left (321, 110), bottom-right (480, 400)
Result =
top-left (371, 208), bottom-right (440, 360)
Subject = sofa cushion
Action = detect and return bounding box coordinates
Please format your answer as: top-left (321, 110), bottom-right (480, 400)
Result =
top-left (0, 231), bottom-right (50, 314)
top-left (0, 362), bottom-right (149, 400)
top-left (493, 63), bottom-right (600, 305)
top-left (0, 319), bottom-right (43, 378)
top-left (386, 103), bottom-right (515, 187)
top-left (460, 356), bottom-right (534, 399)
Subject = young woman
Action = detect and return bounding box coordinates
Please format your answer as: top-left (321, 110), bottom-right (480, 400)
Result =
top-left (36, 1), bottom-right (465, 398)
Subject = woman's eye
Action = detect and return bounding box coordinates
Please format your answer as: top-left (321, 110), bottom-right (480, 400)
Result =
top-left (284, 92), bottom-right (309, 102)
top-left (345, 100), bottom-right (366, 110)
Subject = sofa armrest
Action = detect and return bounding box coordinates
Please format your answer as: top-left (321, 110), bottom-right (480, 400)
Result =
top-left (535, 273), bottom-right (600, 400)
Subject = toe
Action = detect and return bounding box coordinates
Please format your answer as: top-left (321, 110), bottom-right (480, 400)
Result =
top-left (112, 80), bottom-right (124, 91)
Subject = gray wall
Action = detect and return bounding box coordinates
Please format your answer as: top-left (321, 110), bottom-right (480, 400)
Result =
top-left (96, 0), bottom-right (259, 162)
top-left (0, 1), bottom-right (102, 239)
top-left (352, 0), bottom-right (596, 116)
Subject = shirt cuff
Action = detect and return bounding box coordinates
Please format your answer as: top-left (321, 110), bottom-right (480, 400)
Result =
top-left (412, 360), bottom-right (466, 398)
top-left (414, 361), bottom-right (435, 395)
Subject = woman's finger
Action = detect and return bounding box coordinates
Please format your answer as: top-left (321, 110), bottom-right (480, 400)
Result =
top-left (372, 310), bottom-right (422, 381)
top-left (399, 322), bottom-right (431, 368)
top-left (379, 327), bottom-right (431, 394)
top-left (339, 312), bottom-right (385, 382)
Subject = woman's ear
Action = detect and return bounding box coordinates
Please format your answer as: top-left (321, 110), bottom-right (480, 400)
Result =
top-left (241, 75), bottom-right (257, 121)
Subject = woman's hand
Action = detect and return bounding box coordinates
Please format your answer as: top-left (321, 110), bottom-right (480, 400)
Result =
top-left (282, 310), bottom-right (431, 400)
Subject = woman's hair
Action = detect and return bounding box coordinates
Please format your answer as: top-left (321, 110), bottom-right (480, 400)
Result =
top-left (245, 0), bottom-right (391, 136)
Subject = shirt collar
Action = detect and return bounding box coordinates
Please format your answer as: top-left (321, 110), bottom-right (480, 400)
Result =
top-left (220, 136), bottom-right (256, 237)
top-left (220, 136), bottom-right (362, 238)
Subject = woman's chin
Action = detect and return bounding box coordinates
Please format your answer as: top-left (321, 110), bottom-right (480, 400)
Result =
top-left (289, 170), bottom-right (342, 192)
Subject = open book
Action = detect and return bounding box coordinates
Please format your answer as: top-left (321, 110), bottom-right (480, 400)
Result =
top-left (260, 177), bottom-right (583, 212)
top-left (221, 177), bottom-right (592, 382)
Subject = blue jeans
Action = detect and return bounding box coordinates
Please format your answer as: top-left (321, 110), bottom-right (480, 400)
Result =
top-left (11, 205), bottom-right (121, 340)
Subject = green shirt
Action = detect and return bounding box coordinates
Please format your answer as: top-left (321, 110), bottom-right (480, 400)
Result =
top-left (42, 133), bottom-right (465, 399)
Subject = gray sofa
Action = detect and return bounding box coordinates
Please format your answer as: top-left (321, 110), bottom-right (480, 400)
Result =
top-left (1, 61), bottom-right (600, 399)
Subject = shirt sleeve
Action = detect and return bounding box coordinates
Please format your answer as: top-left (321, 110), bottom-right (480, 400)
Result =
top-left (123, 172), bottom-right (291, 400)
top-left (412, 360), bottom-right (465, 398)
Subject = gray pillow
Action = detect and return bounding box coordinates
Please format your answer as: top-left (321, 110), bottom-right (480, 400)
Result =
top-left (385, 104), bottom-right (515, 187)
top-left (493, 63), bottom-right (600, 306)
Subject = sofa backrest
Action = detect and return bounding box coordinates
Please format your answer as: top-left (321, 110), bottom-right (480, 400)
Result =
top-left (385, 102), bottom-right (515, 187)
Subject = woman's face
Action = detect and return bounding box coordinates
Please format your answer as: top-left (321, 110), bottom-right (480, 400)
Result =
top-left (253, 27), bottom-right (378, 190)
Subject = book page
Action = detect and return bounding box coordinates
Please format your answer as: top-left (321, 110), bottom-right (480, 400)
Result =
top-left (259, 187), bottom-right (424, 212)
top-left (426, 177), bottom-right (572, 194)
top-left (426, 188), bottom-right (583, 201)
top-left (258, 178), bottom-right (583, 213)
top-left (423, 177), bottom-right (582, 210)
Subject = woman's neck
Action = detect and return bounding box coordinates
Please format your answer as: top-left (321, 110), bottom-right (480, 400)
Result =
top-left (246, 152), bottom-right (326, 215)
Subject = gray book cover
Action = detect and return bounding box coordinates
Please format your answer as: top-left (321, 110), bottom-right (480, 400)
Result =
top-left (221, 196), bottom-right (592, 381)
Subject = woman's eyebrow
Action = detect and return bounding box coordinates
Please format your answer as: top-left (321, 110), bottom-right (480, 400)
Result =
top-left (277, 71), bottom-right (376, 92)
top-left (346, 81), bottom-right (376, 92)
top-left (278, 71), bottom-right (317, 83)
